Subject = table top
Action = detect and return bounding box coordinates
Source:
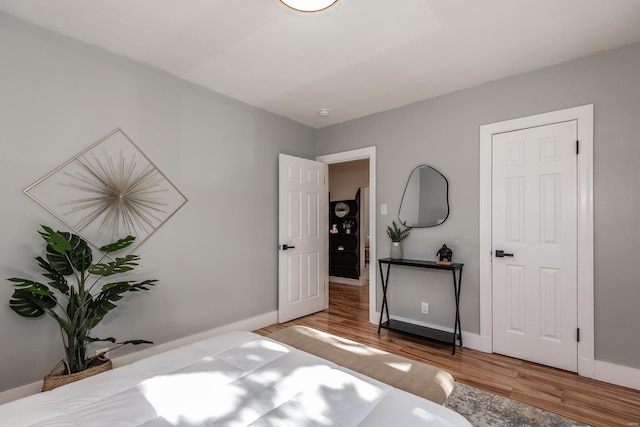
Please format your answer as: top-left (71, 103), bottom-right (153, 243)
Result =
top-left (378, 258), bottom-right (464, 270)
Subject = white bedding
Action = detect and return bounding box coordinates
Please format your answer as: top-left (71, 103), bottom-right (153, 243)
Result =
top-left (0, 331), bottom-right (471, 426)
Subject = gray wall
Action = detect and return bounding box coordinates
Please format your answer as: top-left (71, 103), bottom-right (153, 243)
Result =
top-left (0, 13), bottom-right (316, 391)
top-left (317, 42), bottom-right (640, 370)
top-left (2, 10), bottom-right (639, 393)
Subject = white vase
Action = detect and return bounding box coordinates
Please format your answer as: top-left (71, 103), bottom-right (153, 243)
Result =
top-left (390, 242), bottom-right (402, 259)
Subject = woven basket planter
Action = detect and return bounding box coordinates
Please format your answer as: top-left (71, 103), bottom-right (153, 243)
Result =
top-left (42, 356), bottom-right (113, 392)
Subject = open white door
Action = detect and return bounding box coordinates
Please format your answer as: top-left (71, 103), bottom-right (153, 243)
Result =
top-left (278, 154), bottom-right (327, 323)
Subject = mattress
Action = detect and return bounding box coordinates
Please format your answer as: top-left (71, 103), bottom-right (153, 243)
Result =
top-left (0, 331), bottom-right (471, 426)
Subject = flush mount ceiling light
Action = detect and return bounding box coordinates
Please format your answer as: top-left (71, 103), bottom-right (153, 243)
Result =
top-left (278, 0), bottom-right (339, 13)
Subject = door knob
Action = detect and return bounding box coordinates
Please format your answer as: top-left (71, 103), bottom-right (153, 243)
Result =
top-left (279, 244), bottom-right (296, 251)
top-left (495, 250), bottom-right (514, 258)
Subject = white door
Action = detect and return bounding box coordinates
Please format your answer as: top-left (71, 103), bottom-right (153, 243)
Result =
top-left (278, 154), bottom-right (327, 323)
top-left (492, 121), bottom-right (578, 372)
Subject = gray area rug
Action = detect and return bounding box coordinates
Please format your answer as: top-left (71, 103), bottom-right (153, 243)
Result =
top-left (446, 382), bottom-right (589, 427)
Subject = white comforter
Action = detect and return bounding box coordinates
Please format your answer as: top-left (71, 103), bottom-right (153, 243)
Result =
top-left (0, 331), bottom-right (471, 426)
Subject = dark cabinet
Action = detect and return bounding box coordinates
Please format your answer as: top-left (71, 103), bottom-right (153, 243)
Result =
top-left (329, 190), bottom-right (360, 280)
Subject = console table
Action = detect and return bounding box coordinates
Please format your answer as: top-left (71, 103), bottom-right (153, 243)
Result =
top-left (377, 258), bottom-right (464, 355)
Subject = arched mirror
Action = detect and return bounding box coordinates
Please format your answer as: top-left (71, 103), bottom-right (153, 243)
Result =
top-left (398, 165), bottom-right (449, 228)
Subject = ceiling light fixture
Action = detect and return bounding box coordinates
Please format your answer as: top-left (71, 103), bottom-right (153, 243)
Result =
top-left (278, 0), bottom-right (339, 13)
top-left (319, 108), bottom-right (331, 117)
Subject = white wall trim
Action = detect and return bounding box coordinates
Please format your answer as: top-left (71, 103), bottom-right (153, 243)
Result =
top-left (329, 276), bottom-right (363, 286)
top-left (112, 311), bottom-right (278, 366)
top-left (595, 360), bottom-right (640, 391)
top-left (387, 314), bottom-right (486, 353)
top-left (0, 381), bottom-right (41, 406)
top-left (479, 104), bottom-right (595, 377)
top-left (317, 147), bottom-right (377, 324)
top-left (0, 311), bottom-right (278, 404)
top-left (476, 335), bottom-right (494, 354)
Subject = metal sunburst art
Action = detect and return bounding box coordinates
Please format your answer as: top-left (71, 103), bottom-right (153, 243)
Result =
top-left (25, 129), bottom-right (187, 253)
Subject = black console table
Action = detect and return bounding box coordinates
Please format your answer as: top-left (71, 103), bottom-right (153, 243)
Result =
top-left (377, 258), bottom-right (464, 355)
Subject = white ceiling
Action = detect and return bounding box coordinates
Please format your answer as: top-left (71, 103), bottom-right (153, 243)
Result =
top-left (2, 0), bottom-right (640, 128)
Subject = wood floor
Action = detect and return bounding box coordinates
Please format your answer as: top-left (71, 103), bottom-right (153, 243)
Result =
top-left (255, 282), bottom-right (640, 427)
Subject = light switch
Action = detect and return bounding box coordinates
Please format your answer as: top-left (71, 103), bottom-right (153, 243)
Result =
top-left (380, 204), bottom-right (388, 215)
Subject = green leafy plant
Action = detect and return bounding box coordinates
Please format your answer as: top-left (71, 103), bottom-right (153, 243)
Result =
top-left (386, 220), bottom-right (411, 242)
top-left (7, 225), bottom-right (158, 374)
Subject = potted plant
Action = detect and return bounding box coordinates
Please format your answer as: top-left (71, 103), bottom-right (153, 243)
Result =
top-left (386, 220), bottom-right (411, 259)
top-left (7, 225), bottom-right (157, 390)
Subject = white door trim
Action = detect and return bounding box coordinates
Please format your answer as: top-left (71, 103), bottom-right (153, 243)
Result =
top-left (479, 105), bottom-right (594, 377)
top-left (317, 146), bottom-right (378, 324)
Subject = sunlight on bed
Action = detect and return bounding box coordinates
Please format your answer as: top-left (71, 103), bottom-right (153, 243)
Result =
top-left (128, 335), bottom-right (469, 426)
top-left (385, 361), bottom-right (412, 372)
top-left (138, 364), bottom-right (384, 425)
top-left (139, 372), bottom-right (246, 424)
top-left (412, 406), bottom-right (448, 422)
top-left (437, 370), bottom-right (456, 396)
top-left (0, 331), bottom-right (469, 426)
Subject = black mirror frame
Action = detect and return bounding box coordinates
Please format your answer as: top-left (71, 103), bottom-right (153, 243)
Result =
top-left (398, 165), bottom-right (450, 228)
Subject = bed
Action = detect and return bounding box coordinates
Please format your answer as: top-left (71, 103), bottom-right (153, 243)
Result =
top-left (0, 330), bottom-right (471, 426)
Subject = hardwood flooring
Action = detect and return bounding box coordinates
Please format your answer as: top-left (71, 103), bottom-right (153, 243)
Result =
top-left (254, 282), bottom-right (640, 427)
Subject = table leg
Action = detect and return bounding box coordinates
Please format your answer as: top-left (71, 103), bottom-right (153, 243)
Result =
top-left (377, 262), bottom-right (391, 333)
top-left (451, 267), bottom-right (463, 355)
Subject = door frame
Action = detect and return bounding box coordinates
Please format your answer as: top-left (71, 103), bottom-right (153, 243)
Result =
top-left (317, 146), bottom-right (378, 324)
top-left (479, 105), bottom-right (595, 377)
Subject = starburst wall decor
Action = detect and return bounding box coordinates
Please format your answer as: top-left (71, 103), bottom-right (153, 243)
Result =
top-left (25, 129), bottom-right (188, 253)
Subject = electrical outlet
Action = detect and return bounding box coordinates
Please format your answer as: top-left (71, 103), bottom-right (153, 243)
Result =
top-left (421, 302), bottom-right (429, 315)
top-left (95, 347), bottom-right (110, 358)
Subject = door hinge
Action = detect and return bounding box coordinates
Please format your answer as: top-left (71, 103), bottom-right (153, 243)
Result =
top-left (576, 140), bottom-right (580, 155)
top-left (577, 327), bottom-right (581, 342)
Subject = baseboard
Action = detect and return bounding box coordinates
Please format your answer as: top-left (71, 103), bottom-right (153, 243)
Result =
top-left (0, 382), bottom-right (42, 405)
top-left (0, 310), bottom-right (278, 404)
top-left (460, 331), bottom-right (486, 352)
top-left (476, 335), bottom-right (494, 353)
top-left (113, 311), bottom-right (278, 366)
top-left (594, 360), bottom-right (640, 391)
top-left (578, 356), bottom-right (595, 379)
top-left (329, 276), bottom-right (362, 286)
top-left (376, 314), bottom-right (486, 352)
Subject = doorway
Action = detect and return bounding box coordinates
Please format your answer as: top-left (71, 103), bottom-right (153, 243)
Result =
top-left (479, 105), bottom-right (595, 376)
top-left (327, 160), bottom-right (370, 286)
top-left (318, 147), bottom-right (378, 325)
